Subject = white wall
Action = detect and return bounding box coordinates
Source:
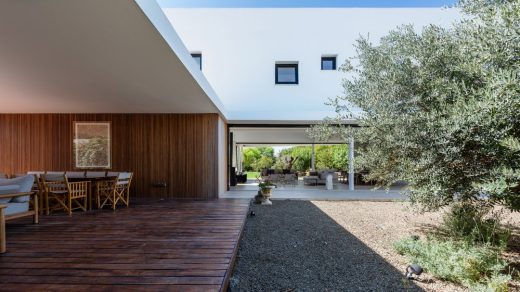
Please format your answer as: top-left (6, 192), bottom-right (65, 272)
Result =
top-left (164, 8), bottom-right (460, 122)
top-left (217, 116), bottom-right (227, 196)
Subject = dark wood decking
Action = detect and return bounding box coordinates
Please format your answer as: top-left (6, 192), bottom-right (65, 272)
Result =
top-left (0, 199), bottom-right (249, 292)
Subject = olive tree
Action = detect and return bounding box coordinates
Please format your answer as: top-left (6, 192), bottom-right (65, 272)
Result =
top-left (310, 0), bottom-right (520, 211)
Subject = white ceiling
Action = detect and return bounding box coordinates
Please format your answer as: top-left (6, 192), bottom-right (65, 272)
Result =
top-left (0, 0), bottom-right (222, 114)
top-left (231, 127), bottom-right (345, 144)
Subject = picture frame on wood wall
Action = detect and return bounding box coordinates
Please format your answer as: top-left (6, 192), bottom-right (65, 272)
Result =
top-left (73, 121), bottom-right (112, 169)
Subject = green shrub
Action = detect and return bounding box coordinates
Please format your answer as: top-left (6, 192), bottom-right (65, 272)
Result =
top-left (443, 203), bottom-right (511, 247)
top-left (394, 238), bottom-right (510, 290)
top-left (469, 273), bottom-right (510, 292)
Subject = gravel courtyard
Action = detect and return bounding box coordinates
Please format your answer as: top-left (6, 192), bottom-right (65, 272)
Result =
top-left (230, 200), bottom-right (520, 292)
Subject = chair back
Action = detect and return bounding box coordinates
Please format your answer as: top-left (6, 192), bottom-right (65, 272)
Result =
top-left (66, 171), bottom-right (86, 179)
top-left (43, 172), bottom-right (66, 182)
top-left (116, 172), bottom-right (133, 186)
top-left (42, 173), bottom-right (68, 193)
top-left (86, 171), bottom-right (107, 178)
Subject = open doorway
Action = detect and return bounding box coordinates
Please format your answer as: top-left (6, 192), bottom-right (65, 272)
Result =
top-left (225, 125), bottom-right (406, 200)
top-left (230, 143), bottom-right (351, 192)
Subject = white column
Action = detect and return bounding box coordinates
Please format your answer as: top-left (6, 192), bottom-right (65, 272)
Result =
top-left (348, 138), bottom-right (355, 191)
top-left (232, 141), bottom-right (237, 169)
top-left (237, 145), bottom-right (243, 173)
top-left (311, 143), bottom-right (315, 172)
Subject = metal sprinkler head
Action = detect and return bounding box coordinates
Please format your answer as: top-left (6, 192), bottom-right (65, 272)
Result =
top-left (406, 264), bottom-right (423, 280)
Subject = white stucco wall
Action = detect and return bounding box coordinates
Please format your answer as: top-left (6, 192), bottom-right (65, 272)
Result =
top-left (164, 8), bottom-right (461, 122)
top-left (217, 116), bottom-right (227, 196)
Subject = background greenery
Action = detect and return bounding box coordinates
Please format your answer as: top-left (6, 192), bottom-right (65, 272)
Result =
top-left (241, 145), bottom-right (349, 172)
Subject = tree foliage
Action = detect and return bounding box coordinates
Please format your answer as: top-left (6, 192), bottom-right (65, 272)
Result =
top-left (309, 0), bottom-right (520, 211)
top-left (243, 145), bottom-right (349, 172)
top-left (242, 147), bottom-right (275, 171)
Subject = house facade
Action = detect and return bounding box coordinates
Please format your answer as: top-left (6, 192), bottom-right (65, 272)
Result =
top-left (0, 1), bottom-right (460, 198)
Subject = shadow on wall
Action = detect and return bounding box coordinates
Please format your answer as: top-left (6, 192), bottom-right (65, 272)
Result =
top-left (230, 200), bottom-right (423, 291)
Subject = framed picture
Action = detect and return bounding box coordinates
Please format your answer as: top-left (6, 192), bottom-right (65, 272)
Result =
top-left (73, 122), bottom-right (111, 169)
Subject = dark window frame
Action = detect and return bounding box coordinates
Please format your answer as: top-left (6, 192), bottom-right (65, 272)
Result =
top-left (321, 56), bottom-right (337, 70)
top-left (191, 53), bottom-right (202, 70)
top-left (275, 63), bottom-right (299, 85)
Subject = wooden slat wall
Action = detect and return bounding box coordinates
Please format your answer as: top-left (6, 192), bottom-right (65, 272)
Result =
top-left (0, 114), bottom-right (220, 199)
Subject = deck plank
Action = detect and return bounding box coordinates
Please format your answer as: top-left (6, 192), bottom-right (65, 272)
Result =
top-left (0, 199), bottom-right (249, 292)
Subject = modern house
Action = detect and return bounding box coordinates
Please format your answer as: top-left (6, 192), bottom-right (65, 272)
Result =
top-left (0, 1), bottom-right (459, 198)
top-left (0, 1), bottom-right (463, 290)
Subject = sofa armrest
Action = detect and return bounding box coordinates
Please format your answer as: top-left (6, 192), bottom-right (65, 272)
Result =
top-left (0, 192), bottom-right (34, 200)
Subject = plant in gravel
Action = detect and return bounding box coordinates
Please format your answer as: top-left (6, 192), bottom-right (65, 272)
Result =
top-left (394, 237), bottom-right (511, 290)
top-left (443, 202), bottom-right (511, 246)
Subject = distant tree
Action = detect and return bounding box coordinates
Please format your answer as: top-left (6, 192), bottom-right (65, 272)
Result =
top-left (252, 155), bottom-right (274, 171)
top-left (242, 147), bottom-right (275, 171)
top-left (309, 0), bottom-right (520, 211)
top-left (315, 146), bottom-right (334, 170)
top-left (290, 146), bottom-right (312, 172)
top-left (331, 144), bottom-right (349, 171)
top-left (257, 147), bottom-right (275, 160)
top-left (242, 148), bottom-right (261, 171)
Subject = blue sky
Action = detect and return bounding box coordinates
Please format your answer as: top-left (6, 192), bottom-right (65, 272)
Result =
top-left (159, 0), bottom-right (458, 8)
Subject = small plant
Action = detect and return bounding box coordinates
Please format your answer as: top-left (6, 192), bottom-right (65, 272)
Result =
top-left (258, 181), bottom-right (276, 190)
top-left (394, 237), bottom-right (511, 290)
top-left (443, 203), bottom-right (511, 247)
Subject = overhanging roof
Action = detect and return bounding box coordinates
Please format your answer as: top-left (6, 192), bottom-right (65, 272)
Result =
top-left (0, 0), bottom-right (226, 115)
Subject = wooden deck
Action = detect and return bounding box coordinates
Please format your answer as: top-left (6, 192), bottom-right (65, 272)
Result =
top-left (0, 199), bottom-right (249, 292)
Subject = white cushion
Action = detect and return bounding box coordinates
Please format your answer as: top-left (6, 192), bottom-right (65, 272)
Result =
top-left (0, 175), bottom-right (35, 202)
top-left (118, 172), bottom-right (132, 180)
top-left (0, 185), bottom-right (19, 204)
top-left (4, 202), bottom-right (29, 215)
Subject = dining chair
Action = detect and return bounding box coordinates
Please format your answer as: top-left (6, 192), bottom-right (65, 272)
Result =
top-left (42, 173), bottom-right (88, 216)
top-left (96, 179), bottom-right (118, 210)
top-left (115, 172), bottom-right (133, 207)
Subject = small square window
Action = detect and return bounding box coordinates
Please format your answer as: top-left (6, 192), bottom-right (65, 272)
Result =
top-left (275, 63), bottom-right (298, 84)
top-left (191, 53), bottom-right (202, 70)
top-left (321, 56), bottom-right (336, 70)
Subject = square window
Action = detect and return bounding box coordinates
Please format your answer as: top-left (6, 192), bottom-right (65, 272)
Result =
top-left (275, 63), bottom-right (298, 84)
top-left (321, 56), bottom-right (336, 70)
top-left (191, 53), bottom-right (202, 70)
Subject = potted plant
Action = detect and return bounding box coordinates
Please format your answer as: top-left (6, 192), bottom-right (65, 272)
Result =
top-left (257, 181), bottom-right (276, 205)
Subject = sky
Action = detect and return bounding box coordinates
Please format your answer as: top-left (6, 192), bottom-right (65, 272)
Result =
top-left (159, 0), bottom-right (458, 8)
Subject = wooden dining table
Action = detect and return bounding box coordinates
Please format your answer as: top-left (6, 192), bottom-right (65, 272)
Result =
top-left (67, 175), bottom-right (117, 210)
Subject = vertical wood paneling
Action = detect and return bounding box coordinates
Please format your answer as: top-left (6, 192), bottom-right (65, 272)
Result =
top-left (0, 114), bottom-right (220, 199)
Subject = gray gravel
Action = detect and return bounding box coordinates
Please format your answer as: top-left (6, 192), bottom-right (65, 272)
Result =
top-left (230, 200), bottom-right (422, 291)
